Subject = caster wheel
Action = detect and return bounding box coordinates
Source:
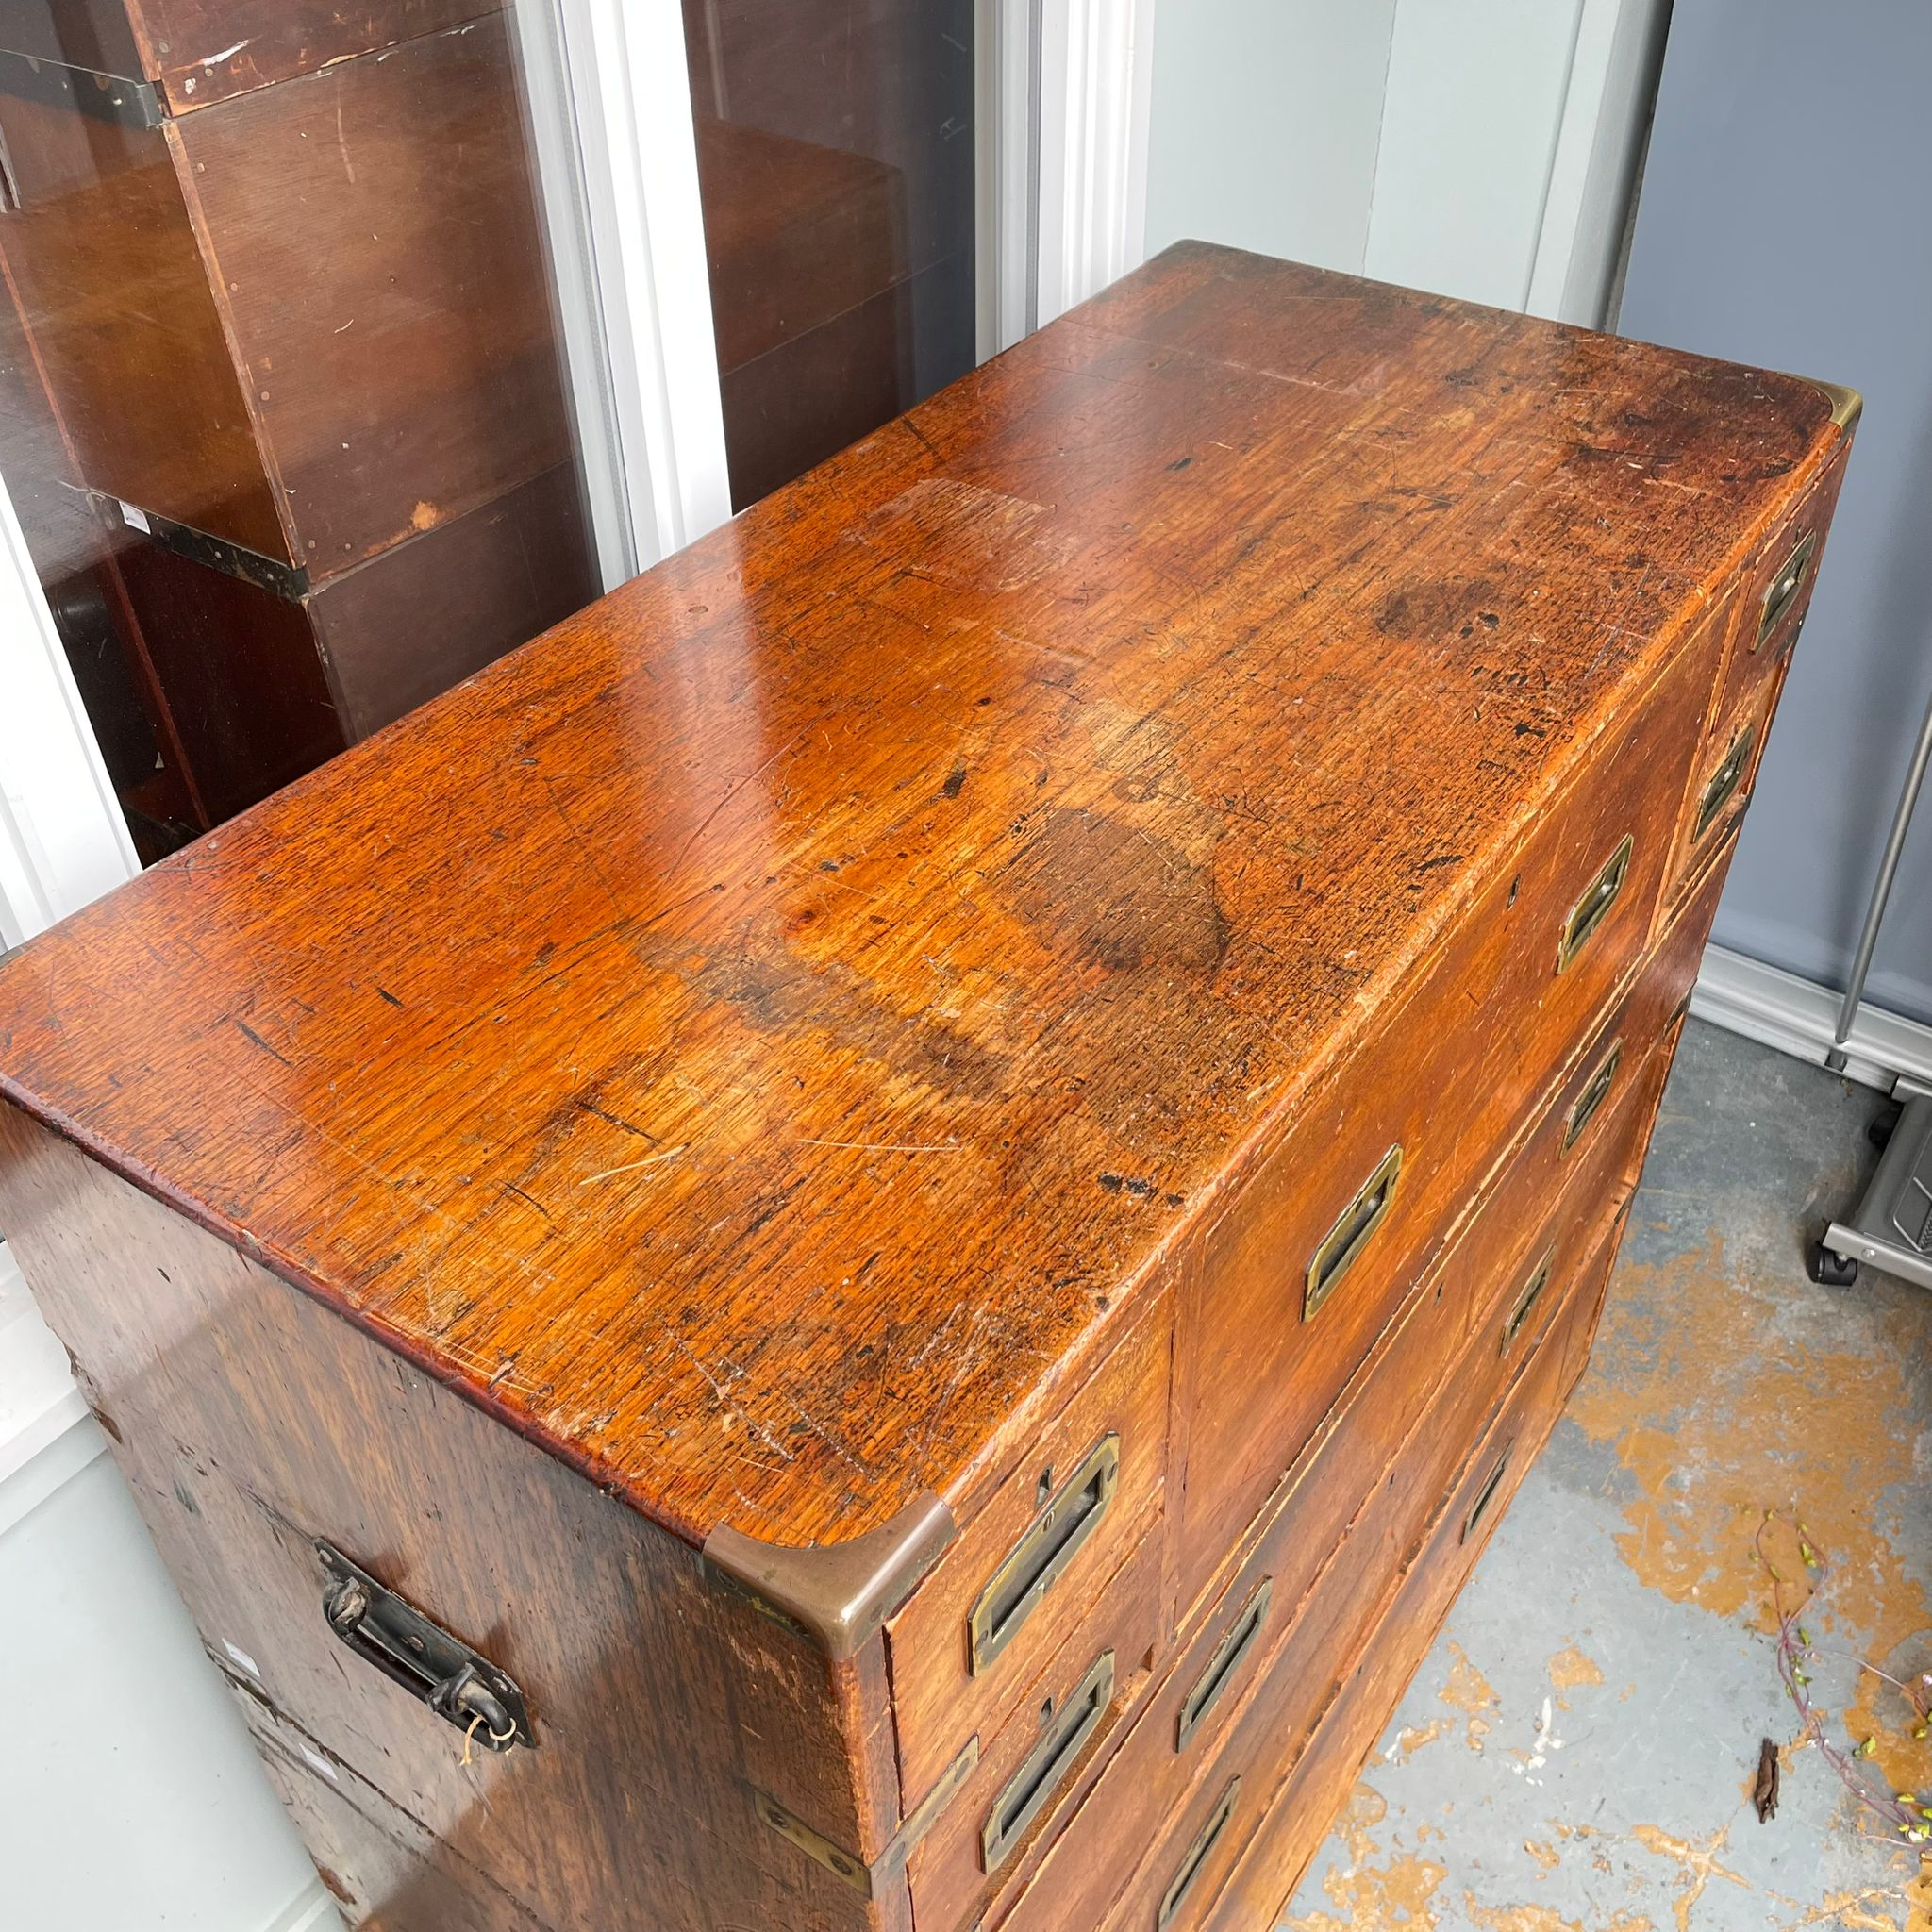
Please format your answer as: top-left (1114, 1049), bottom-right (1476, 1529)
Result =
top-left (1807, 1241), bottom-right (1858, 1288)
top-left (1869, 1104), bottom-right (1904, 1150)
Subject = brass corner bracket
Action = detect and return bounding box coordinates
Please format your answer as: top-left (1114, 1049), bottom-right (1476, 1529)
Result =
top-left (704, 1491), bottom-right (957, 1658)
top-left (1807, 377), bottom-right (1864, 437)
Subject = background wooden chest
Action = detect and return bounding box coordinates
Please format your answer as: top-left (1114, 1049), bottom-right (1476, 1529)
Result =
top-left (0, 0), bottom-right (595, 850)
top-left (0, 243), bottom-right (1854, 1930)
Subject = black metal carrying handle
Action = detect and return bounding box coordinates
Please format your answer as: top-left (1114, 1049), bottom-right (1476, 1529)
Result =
top-left (317, 1541), bottom-right (534, 1753)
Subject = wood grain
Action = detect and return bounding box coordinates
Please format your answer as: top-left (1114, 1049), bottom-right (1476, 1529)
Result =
top-left (0, 244), bottom-right (1852, 1562)
top-left (885, 1293), bottom-right (1168, 1804)
top-left (1169, 619), bottom-right (1718, 1608)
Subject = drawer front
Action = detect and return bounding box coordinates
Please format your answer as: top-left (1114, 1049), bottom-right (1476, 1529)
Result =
top-left (1719, 443), bottom-right (1850, 724)
top-left (888, 1304), bottom-right (1170, 1805)
top-left (1176, 627), bottom-right (1719, 1610)
top-left (1200, 1213), bottom-right (1622, 1932)
top-left (997, 1130), bottom-right (1631, 1932)
top-left (1457, 866), bottom-right (1720, 1352)
top-left (1661, 448), bottom-right (1847, 912)
top-left (908, 1528), bottom-right (1164, 1930)
top-left (1663, 702), bottom-right (1763, 912)
top-left (1108, 1199), bottom-right (1623, 1932)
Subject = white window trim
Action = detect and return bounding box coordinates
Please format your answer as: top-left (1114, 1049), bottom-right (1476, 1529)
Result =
top-left (522, 0), bottom-right (735, 584)
top-left (978, 0), bottom-right (1040, 358)
top-left (1033, 0), bottom-right (1158, 327)
top-left (1524, 0), bottom-right (1674, 328)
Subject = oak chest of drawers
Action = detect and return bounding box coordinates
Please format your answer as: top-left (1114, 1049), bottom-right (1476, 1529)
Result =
top-left (0, 243), bottom-right (1854, 1930)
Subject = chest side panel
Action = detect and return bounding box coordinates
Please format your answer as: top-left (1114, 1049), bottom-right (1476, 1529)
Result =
top-left (0, 1103), bottom-right (900, 1932)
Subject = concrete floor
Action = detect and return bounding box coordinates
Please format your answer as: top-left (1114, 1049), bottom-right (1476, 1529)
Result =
top-left (1280, 1020), bottom-right (1932, 1932)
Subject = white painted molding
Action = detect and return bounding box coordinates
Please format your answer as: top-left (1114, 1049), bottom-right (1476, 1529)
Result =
top-left (549, 0), bottom-right (733, 571)
top-left (977, 0), bottom-right (1039, 357)
top-left (509, 1), bottom-right (638, 591)
top-left (262, 1882), bottom-right (343, 1932)
top-left (0, 1409), bottom-right (103, 1541)
top-left (1525, 0), bottom-right (1672, 327)
top-left (0, 476), bottom-right (139, 947)
top-left (0, 1242), bottom-right (90, 1520)
top-left (1034, 0), bottom-right (1157, 325)
top-left (1691, 942), bottom-right (1932, 1093)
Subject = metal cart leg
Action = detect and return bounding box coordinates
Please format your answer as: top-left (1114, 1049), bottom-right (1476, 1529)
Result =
top-left (1810, 678), bottom-right (1932, 1289)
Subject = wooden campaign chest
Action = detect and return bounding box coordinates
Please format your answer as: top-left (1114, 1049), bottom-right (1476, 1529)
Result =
top-left (0, 243), bottom-right (1855, 1930)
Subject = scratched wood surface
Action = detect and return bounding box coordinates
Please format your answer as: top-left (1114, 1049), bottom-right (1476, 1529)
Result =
top-left (0, 243), bottom-right (1847, 1556)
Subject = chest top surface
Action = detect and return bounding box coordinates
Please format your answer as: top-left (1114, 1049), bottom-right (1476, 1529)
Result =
top-left (0, 243), bottom-right (1842, 1552)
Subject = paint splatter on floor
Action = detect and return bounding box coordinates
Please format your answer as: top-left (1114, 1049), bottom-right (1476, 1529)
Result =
top-left (1280, 1023), bottom-right (1932, 1929)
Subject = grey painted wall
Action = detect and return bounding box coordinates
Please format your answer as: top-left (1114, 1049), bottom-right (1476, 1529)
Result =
top-left (1618, 0), bottom-right (1932, 1024)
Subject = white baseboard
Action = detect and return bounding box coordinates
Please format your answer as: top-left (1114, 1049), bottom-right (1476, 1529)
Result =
top-left (263, 1881), bottom-right (343, 1932)
top-left (1691, 942), bottom-right (1932, 1092)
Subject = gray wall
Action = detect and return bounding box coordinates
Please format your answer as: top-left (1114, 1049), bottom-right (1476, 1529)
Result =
top-left (1618, 0), bottom-right (1932, 1024)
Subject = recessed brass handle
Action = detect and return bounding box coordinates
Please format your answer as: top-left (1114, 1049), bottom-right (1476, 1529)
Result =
top-left (968, 1435), bottom-right (1119, 1674)
top-left (1158, 1776), bottom-right (1241, 1928)
top-left (1693, 725), bottom-right (1756, 842)
top-left (1501, 1248), bottom-right (1554, 1353)
top-left (1460, 1443), bottom-right (1513, 1544)
top-left (1756, 530), bottom-right (1816, 650)
top-left (1563, 1039), bottom-right (1623, 1152)
top-left (1177, 1577), bottom-right (1273, 1753)
top-left (1556, 834), bottom-right (1634, 975)
top-left (1305, 1144), bottom-right (1403, 1322)
top-left (979, 1648), bottom-right (1113, 1873)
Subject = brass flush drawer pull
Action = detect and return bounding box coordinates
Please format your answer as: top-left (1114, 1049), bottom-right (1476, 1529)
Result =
top-left (1694, 725), bottom-right (1756, 841)
top-left (316, 1541), bottom-right (533, 1751)
top-left (1176, 1577), bottom-right (1273, 1753)
top-left (1556, 833), bottom-right (1634, 974)
top-left (1158, 1776), bottom-right (1241, 1928)
top-left (1305, 1144), bottom-right (1404, 1321)
top-left (1500, 1248), bottom-right (1554, 1353)
top-left (1460, 1444), bottom-right (1513, 1545)
top-left (1563, 1039), bottom-right (1624, 1151)
top-left (980, 1648), bottom-right (1114, 1873)
top-left (1757, 530), bottom-right (1816, 649)
top-left (969, 1434), bottom-right (1120, 1674)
